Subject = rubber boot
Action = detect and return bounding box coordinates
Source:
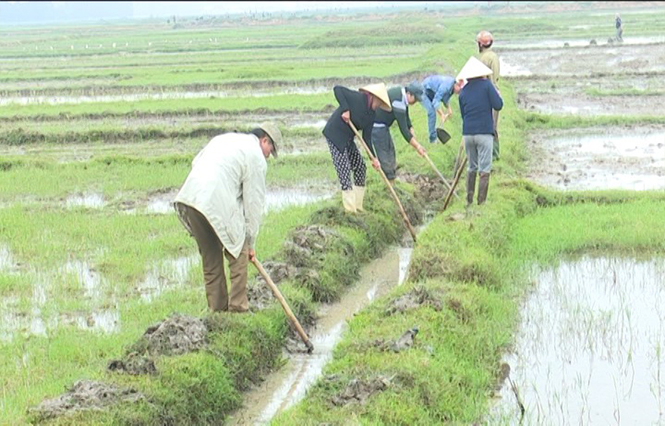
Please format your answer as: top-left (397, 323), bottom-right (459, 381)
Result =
top-left (478, 172), bottom-right (490, 205)
top-left (353, 186), bottom-right (366, 212)
top-left (466, 171), bottom-right (477, 206)
top-left (342, 189), bottom-right (356, 213)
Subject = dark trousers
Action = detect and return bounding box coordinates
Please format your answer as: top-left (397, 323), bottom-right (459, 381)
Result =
top-left (370, 126), bottom-right (397, 180)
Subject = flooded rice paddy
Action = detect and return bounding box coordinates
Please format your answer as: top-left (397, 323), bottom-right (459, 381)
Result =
top-left (491, 256), bottom-right (665, 425)
top-left (527, 127), bottom-right (665, 191)
top-left (502, 36), bottom-right (665, 117)
top-left (503, 31), bottom-right (665, 191)
top-left (0, 256), bottom-right (122, 342)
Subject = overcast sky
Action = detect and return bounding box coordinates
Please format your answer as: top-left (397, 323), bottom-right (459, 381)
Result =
top-left (0, 1), bottom-right (469, 24)
top-left (131, 1), bottom-right (437, 18)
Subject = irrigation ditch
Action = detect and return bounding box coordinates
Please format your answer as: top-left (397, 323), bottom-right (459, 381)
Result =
top-left (24, 173), bottom-right (443, 424)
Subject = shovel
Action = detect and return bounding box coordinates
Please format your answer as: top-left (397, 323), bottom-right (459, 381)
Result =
top-left (348, 121), bottom-right (417, 243)
top-left (435, 111), bottom-right (452, 144)
top-left (435, 128), bottom-right (451, 144)
top-left (252, 258), bottom-right (314, 354)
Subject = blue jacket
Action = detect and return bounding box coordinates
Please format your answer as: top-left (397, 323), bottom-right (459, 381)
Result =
top-left (422, 75), bottom-right (456, 109)
top-left (459, 78), bottom-right (503, 135)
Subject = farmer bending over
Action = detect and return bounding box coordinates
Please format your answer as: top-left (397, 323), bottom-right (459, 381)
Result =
top-left (420, 75), bottom-right (462, 144)
top-left (370, 82), bottom-right (427, 184)
top-left (173, 123), bottom-right (281, 313)
top-left (322, 83), bottom-right (391, 213)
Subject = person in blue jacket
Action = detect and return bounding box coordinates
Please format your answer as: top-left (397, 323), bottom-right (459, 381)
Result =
top-left (421, 75), bottom-right (463, 143)
top-left (457, 56), bottom-right (503, 206)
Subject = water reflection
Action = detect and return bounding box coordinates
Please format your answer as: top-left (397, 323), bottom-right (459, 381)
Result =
top-left (529, 130), bottom-right (665, 191)
top-left (490, 256), bottom-right (665, 425)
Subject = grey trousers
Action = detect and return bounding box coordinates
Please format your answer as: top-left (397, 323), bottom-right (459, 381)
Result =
top-left (370, 125), bottom-right (397, 180)
top-left (464, 134), bottom-right (494, 174)
top-left (175, 202), bottom-right (249, 313)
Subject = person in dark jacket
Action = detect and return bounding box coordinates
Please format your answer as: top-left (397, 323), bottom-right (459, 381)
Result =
top-left (322, 83), bottom-right (391, 213)
top-left (457, 56), bottom-right (503, 206)
top-left (370, 82), bottom-right (427, 184)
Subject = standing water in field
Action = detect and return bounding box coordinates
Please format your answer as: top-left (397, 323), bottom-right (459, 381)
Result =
top-left (490, 256), bottom-right (665, 425)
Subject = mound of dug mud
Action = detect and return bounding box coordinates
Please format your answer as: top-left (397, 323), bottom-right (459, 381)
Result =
top-left (108, 313), bottom-right (207, 375)
top-left (27, 380), bottom-right (144, 423)
top-left (385, 287), bottom-right (444, 315)
top-left (327, 375), bottom-right (394, 407)
top-left (399, 172), bottom-right (447, 203)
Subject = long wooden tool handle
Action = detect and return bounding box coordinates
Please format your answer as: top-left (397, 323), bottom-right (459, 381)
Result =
top-left (443, 156), bottom-right (467, 211)
top-left (423, 152), bottom-right (460, 200)
top-left (348, 121), bottom-right (417, 242)
top-left (252, 258), bottom-right (314, 354)
top-left (453, 137), bottom-right (464, 177)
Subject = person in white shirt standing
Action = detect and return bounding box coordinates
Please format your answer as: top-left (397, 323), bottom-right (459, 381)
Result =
top-left (173, 122), bottom-right (281, 313)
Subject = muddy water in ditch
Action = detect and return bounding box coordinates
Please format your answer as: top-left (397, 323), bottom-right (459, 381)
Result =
top-left (490, 256), bottom-right (665, 425)
top-left (227, 244), bottom-right (414, 425)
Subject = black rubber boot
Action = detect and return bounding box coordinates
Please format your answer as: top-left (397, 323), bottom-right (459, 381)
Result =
top-left (478, 172), bottom-right (490, 205)
top-left (466, 171), bottom-right (477, 206)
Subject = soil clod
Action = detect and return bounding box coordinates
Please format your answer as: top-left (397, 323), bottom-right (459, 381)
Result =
top-left (27, 380), bottom-right (144, 423)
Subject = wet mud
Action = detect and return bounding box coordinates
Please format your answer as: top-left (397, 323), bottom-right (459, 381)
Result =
top-left (502, 37), bottom-right (665, 116)
top-left (526, 126), bottom-right (665, 191)
top-left (503, 35), bottom-right (665, 191)
top-left (27, 380), bottom-right (144, 423)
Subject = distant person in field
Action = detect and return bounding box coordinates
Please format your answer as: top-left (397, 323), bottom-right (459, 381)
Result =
top-left (370, 82), bottom-right (427, 184)
top-left (173, 123), bottom-right (280, 313)
top-left (475, 30), bottom-right (502, 161)
top-left (615, 13), bottom-right (623, 42)
top-left (457, 56), bottom-right (503, 206)
top-left (420, 75), bottom-right (462, 144)
top-left (323, 83), bottom-right (391, 213)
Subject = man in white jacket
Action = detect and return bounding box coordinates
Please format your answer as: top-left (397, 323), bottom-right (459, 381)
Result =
top-left (173, 122), bottom-right (281, 313)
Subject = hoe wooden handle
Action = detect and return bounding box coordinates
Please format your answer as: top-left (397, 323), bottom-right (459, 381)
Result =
top-left (423, 152), bottom-right (459, 200)
top-left (348, 121), bottom-right (417, 242)
top-left (252, 258), bottom-right (314, 354)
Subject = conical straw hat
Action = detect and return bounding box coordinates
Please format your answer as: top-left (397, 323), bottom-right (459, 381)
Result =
top-left (359, 83), bottom-right (392, 112)
top-left (456, 56), bottom-right (493, 81)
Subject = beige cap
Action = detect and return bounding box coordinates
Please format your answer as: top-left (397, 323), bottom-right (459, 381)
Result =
top-left (456, 56), bottom-right (493, 81)
top-left (359, 83), bottom-right (392, 112)
top-left (259, 122), bottom-right (281, 158)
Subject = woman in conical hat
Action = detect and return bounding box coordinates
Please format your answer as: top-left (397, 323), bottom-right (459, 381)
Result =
top-left (322, 82), bottom-right (391, 213)
top-left (457, 56), bottom-right (503, 207)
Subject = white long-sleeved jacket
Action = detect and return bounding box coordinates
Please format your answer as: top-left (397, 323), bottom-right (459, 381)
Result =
top-left (174, 133), bottom-right (267, 258)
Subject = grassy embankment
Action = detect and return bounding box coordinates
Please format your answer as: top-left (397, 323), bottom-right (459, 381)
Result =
top-left (271, 11), bottom-right (665, 425)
